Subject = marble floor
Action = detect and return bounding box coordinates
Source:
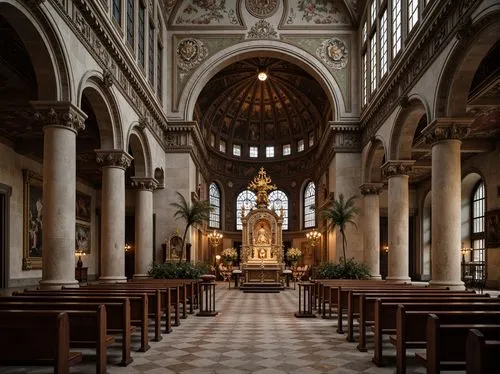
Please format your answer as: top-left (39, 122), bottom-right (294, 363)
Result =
top-left (0, 282), bottom-right (479, 374)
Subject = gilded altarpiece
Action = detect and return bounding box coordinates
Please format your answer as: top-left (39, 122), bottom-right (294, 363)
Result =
top-left (240, 168), bottom-right (285, 283)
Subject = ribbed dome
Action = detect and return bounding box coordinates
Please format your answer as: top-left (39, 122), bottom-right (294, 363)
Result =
top-left (195, 57), bottom-right (331, 159)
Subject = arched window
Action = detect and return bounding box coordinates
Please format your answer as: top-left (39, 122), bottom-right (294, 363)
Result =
top-left (471, 181), bottom-right (485, 280)
top-left (269, 190), bottom-right (288, 230)
top-left (304, 181), bottom-right (316, 228)
top-left (209, 183), bottom-right (221, 229)
top-left (236, 191), bottom-right (256, 230)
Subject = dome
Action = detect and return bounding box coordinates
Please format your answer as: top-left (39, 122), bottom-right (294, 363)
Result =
top-left (195, 57), bottom-right (331, 160)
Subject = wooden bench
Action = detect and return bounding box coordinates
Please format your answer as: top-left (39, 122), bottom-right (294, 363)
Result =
top-left (415, 314), bottom-right (500, 374)
top-left (87, 282), bottom-right (181, 328)
top-left (371, 299), bottom-right (500, 366)
top-left (393, 307), bottom-right (500, 373)
top-left (15, 290), bottom-right (149, 353)
top-left (466, 328), bottom-right (500, 374)
top-left (4, 294), bottom-right (133, 366)
top-left (349, 290), bottom-right (476, 344)
top-left (0, 302), bottom-right (112, 374)
top-left (0, 310), bottom-right (82, 374)
top-left (358, 293), bottom-right (494, 352)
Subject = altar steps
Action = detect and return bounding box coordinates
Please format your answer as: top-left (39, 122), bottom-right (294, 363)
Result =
top-left (240, 282), bottom-right (284, 293)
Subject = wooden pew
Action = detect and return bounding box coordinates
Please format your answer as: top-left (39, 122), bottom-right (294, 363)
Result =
top-left (3, 295), bottom-right (133, 366)
top-left (416, 314), bottom-right (500, 374)
top-left (87, 282), bottom-right (181, 328)
top-left (466, 328), bottom-right (500, 374)
top-left (371, 299), bottom-right (500, 366)
top-left (60, 286), bottom-right (166, 339)
top-left (358, 293), bottom-right (491, 352)
top-left (347, 289), bottom-right (475, 343)
top-left (0, 302), bottom-right (112, 374)
top-left (0, 310), bottom-right (82, 374)
top-left (394, 307), bottom-right (500, 373)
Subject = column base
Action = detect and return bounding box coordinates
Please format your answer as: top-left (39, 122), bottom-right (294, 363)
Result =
top-left (370, 274), bottom-right (382, 280)
top-left (39, 279), bottom-right (80, 290)
top-left (386, 276), bottom-right (411, 283)
top-left (133, 274), bottom-right (150, 279)
top-left (428, 279), bottom-right (465, 291)
top-left (99, 276), bottom-right (127, 283)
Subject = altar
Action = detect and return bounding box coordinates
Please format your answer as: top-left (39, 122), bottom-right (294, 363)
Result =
top-left (240, 168), bottom-right (285, 290)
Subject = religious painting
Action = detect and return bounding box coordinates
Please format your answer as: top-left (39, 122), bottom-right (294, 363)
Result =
top-left (23, 169), bottom-right (43, 270)
top-left (280, 0), bottom-right (351, 29)
top-left (76, 191), bottom-right (91, 222)
top-left (75, 223), bottom-right (91, 254)
top-left (486, 210), bottom-right (500, 248)
top-left (168, 235), bottom-right (183, 260)
top-left (173, 0), bottom-right (239, 26)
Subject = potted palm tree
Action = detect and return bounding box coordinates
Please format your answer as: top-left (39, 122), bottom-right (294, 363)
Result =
top-left (170, 191), bottom-right (213, 263)
top-left (320, 193), bottom-right (360, 267)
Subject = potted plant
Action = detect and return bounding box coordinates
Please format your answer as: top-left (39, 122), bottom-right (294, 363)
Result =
top-left (286, 247), bottom-right (302, 267)
top-left (170, 191), bottom-right (213, 263)
top-left (319, 193), bottom-right (359, 267)
top-left (220, 247), bottom-right (238, 265)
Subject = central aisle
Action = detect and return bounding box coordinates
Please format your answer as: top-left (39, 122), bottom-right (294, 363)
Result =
top-left (112, 283), bottom-right (397, 374)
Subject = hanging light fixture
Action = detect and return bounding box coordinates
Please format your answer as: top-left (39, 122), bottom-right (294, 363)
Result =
top-left (306, 228), bottom-right (321, 247)
top-left (257, 66), bottom-right (268, 81)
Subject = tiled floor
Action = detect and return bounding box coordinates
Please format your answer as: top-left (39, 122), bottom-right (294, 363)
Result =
top-left (1, 282), bottom-right (485, 373)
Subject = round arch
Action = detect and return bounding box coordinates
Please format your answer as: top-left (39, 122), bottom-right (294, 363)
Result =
top-left (0, 0), bottom-right (71, 101)
top-left (176, 40), bottom-right (347, 122)
top-left (362, 136), bottom-right (387, 184)
top-left (127, 126), bottom-right (153, 178)
top-left (435, 10), bottom-right (500, 117)
top-left (78, 73), bottom-right (123, 150)
top-left (389, 96), bottom-right (430, 160)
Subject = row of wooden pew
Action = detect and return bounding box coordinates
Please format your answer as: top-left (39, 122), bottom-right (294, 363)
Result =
top-left (311, 279), bottom-right (500, 374)
top-left (0, 278), bottom-right (201, 374)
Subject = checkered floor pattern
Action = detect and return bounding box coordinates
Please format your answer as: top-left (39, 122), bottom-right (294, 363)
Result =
top-left (0, 283), bottom-right (445, 373)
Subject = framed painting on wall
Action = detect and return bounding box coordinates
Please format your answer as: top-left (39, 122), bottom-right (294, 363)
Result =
top-left (75, 223), bottom-right (91, 254)
top-left (23, 169), bottom-right (43, 270)
top-left (76, 192), bottom-right (91, 222)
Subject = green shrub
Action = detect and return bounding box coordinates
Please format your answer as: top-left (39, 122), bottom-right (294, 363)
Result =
top-left (313, 258), bottom-right (371, 280)
top-left (148, 262), bottom-right (209, 279)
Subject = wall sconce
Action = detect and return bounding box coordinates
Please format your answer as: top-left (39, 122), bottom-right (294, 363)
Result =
top-left (306, 228), bottom-right (321, 247)
top-left (460, 243), bottom-right (470, 263)
top-left (124, 243), bottom-right (131, 252)
top-left (75, 250), bottom-right (86, 268)
top-left (382, 245), bottom-right (389, 253)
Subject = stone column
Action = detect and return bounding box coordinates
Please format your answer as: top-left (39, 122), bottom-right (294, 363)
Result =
top-left (382, 161), bottom-right (415, 282)
top-left (360, 183), bottom-right (384, 279)
top-left (131, 177), bottom-right (157, 278)
top-left (96, 150), bottom-right (132, 282)
top-left (31, 102), bottom-right (87, 289)
top-left (423, 119), bottom-right (471, 290)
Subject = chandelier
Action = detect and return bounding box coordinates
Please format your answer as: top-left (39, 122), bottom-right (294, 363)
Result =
top-left (306, 229), bottom-right (321, 247)
top-left (208, 229), bottom-right (223, 248)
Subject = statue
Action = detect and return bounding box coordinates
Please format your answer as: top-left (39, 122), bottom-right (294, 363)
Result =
top-left (255, 224), bottom-right (270, 244)
top-left (248, 167), bottom-right (277, 208)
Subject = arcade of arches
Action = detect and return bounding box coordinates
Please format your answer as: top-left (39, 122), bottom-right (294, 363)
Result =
top-left (0, 0), bottom-right (499, 292)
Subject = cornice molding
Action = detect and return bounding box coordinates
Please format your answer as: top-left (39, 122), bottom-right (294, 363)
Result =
top-left (360, 0), bottom-right (481, 145)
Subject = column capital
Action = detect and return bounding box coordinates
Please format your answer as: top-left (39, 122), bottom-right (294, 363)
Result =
top-left (31, 101), bottom-right (87, 133)
top-left (422, 118), bottom-right (472, 145)
top-left (130, 177), bottom-right (158, 191)
top-left (95, 149), bottom-right (133, 169)
top-left (359, 183), bottom-right (384, 195)
top-left (381, 160), bottom-right (415, 178)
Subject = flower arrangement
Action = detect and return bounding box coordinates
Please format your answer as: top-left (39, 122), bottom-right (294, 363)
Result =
top-left (220, 247), bottom-right (238, 263)
top-left (286, 247), bottom-right (302, 264)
